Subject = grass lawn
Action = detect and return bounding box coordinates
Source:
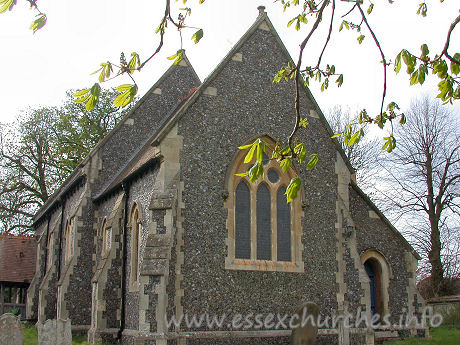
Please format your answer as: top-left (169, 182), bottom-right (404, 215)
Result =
top-left (23, 324), bottom-right (459, 345)
top-left (22, 325), bottom-right (107, 345)
top-left (383, 326), bottom-right (460, 345)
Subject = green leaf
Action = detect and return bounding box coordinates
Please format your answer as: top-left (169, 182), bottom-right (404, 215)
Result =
top-left (357, 35), bottom-right (365, 44)
top-left (295, 19), bottom-right (301, 31)
top-left (321, 78), bottom-right (329, 92)
top-left (285, 177), bottom-right (301, 203)
top-left (167, 49), bottom-right (184, 65)
top-left (418, 64), bottom-right (427, 84)
top-left (155, 21), bottom-right (166, 34)
top-left (248, 162), bottom-right (264, 183)
top-left (191, 29), bottom-right (203, 44)
top-left (347, 131), bottom-right (362, 146)
top-left (306, 154), bottom-right (318, 170)
top-left (287, 17), bottom-right (297, 27)
top-left (294, 143), bottom-right (306, 163)
top-left (410, 71), bottom-right (419, 85)
top-left (394, 51), bottom-right (402, 73)
top-left (399, 114), bottom-right (406, 125)
top-left (328, 65), bottom-right (335, 75)
top-left (402, 50), bottom-right (416, 74)
top-left (114, 84), bottom-right (138, 108)
top-left (417, 2), bottom-right (427, 17)
top-left (420, 43), bottom-right (430, 60)
top-left (92, 62), bottom-right (113, 83)
top-left (339, 20), bottom-right (350, 32)
top-left (367, 3), bottom-right (374, 15)
top-left (299, 117), bottom-right (309, 128)
top-left (437, 78), bottom-right (453, 101)
top-left (243, 144), bottom-right (257, 164)
top-left (128, 52), bottom-right (140, 73)
top-left (433, 60), bottom-right (448, 78)
top-left (29, 14), bottom-right (47, 34)
top-left (299, 13), bottom-right (308, 24)
top-left (73, 89), bottom-right (90, 98)
top-left (73, 83), bottom-right (101, 111)
top-left (382, 135), bottom-right (396, 153)
top-left (0, 0), bottom-right (15, 13)
top-left (238, 143), bottom-right (253, 150)
top-left (450, 53), bottom-right (460, 75)
top-left (336, 74), bottom-right (343, 87)
top-left (256, 143), bottom-right (263, 163)
top-left (280, 157), bottom-right (291, 173)
top-left (235, 172), bottom-right (249, 177)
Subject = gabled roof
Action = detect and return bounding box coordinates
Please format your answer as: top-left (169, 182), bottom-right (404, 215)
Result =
top-left (0, 234), bottom-right (37, 283)
top-left (140, 9), bottom-right (355, 175)
top-left (93, 86), bottom-right (199, 201)
top-left (34, 54), bottom-right (200, 223)
top-left (350, 181), bottom-right (421, 260)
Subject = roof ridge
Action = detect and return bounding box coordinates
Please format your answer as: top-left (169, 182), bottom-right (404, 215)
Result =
top-left (145, 10), bottom-right (354, 175)
top-left (0, 233), bottom-right (36, 239)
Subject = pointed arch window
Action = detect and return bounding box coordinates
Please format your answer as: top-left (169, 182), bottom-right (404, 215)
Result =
top-left (130, 204), bottom-right (141, 289)
top-left (101, 219), bottom-right (112, 256)
top-left (47, 232), bottom-right (54, 271)
top-left (64, 218), bottom-right (75, 264)
top-left (225, 138), bottom-right (304, 272)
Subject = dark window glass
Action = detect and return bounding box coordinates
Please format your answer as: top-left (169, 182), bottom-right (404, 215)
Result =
top-left (235, 181), bottom-right (251, 259)
top-left (257, 183), bottom-right (271, 260)
top-left (262, 152), bottom-right (269, 165)
top-left (364, 261), bottom-right (377, 315)
top-left (277, 186), bottom-right (291, 261)
top-left (267, 169), bottom-right (279, 183)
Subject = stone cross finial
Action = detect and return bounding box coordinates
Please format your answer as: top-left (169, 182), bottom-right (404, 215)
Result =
top-left (257, 6), bottom-right (266, 15)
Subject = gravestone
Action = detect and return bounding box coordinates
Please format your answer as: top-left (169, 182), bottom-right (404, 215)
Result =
top-left (290, 302), bottom-right (320, 345)
top-left (0, 313), bottom-right (24, 345)
top-left (36, 319), bottom-right (72, 345)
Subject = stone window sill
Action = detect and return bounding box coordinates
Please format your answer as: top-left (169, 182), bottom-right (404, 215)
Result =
top-left (225, 258), bottom-right (304, 273)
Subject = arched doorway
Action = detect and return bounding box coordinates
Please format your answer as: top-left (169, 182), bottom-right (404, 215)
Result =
top-left (361, 249), bottom-right (391, 319)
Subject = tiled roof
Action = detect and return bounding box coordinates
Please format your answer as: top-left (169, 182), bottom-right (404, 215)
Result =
top-left (0, 234), bottom-right (37, 283)
top-left (93, 86), bottom-right (199, 202)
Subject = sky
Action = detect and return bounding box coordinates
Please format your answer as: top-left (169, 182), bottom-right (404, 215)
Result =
top-left (0, 0), bottom-right (459, 125)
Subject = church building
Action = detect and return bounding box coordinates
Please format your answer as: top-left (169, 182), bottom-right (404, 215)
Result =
top-left (27, 7), bottom-right (426, 345)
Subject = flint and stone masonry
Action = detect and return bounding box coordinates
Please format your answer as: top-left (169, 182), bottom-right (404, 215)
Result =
top-left (28, 8), bottom-right (426, 345)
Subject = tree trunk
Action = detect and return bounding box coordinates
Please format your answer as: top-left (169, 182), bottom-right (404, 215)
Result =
top-left (428, 219), bottom-right (444, 296)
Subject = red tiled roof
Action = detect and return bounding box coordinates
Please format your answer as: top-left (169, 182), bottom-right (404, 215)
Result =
top-left (0, 234), bottom-right (37, 283)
